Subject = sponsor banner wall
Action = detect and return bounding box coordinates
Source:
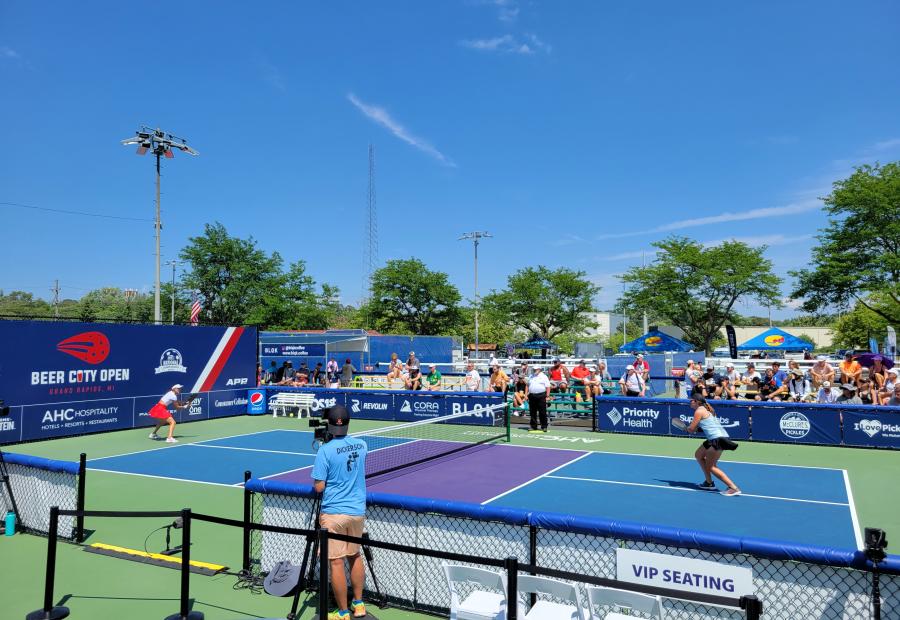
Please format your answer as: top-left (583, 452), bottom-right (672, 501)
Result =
top-left (842, 408), bottom-right (900, 448)
top-left (345, 391), bottom-right (394, 421)
top-left (596, 399), bottom-right (669, 434)
top-left (0, 406), bottom-right (23, 443)
top-left (394, 392), bottom-right (444, 421)
top-left (750, 405), bottom-right (841, 445)
top-left (669, 402), bottom-right (751, 440)
top-left (208, 389), bottom-right (248, 419)
top-left (0, 320), bottom-right (256, 406)
top-left (22, 397), bottom-right (135, 440)
top-left (247, 389), bottom-right (267, 414)
top-left (261, 343), bottom-right (326, 357)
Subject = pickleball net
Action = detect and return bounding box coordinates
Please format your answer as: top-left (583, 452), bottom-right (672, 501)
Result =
top-left (353, 402), bottom-right (509, 479)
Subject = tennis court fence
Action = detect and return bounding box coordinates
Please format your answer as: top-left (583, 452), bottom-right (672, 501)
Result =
top-left (0, 451), bottom-right (85, 540)
top-left (246, 481), bottom-right (900, 619)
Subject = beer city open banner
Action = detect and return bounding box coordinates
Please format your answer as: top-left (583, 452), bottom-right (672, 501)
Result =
top-left (0, 320), bottom-right (256, 442)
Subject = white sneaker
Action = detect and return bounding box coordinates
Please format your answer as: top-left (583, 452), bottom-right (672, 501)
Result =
top-left (166, 437), bottom-right (178, 444)
top-left (149, 433), bottom-right (159, 440)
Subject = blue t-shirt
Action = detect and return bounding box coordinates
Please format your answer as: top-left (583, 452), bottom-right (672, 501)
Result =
top-left (311, 436), bottom-right (368, 516)
top-left (772, 369), bottom-right (787, 387)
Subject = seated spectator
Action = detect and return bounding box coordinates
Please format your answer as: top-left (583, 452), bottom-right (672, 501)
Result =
top-left (266, 361), bottom-right (278, 384)
top-left (296, 362), bottom-right (310, 382)
top-left (277, 362), bottom-right (296, 385)
top-left (787, 369), bottom-right (813, 402)
top-left (570, 360), bottom-right (592, 401)
top-left (836, 383), bottom-right (862, 405)
top-left (424, 363), bottom-right (442, 391)
top-left (857, 372), bottom-right (877, 405)
top-left (405, 363), bottom-right (422, 390)
top-left (723, 363), bottom-right (740, 385)
top-left (700, 364), bottom-right (721, 399)
top-left (739, 363), bottom-right (761, 398)
top-left (548, 358), bottom-right (570, 392)
top-left (619, 364), bottom-right (646, 397)
top-left (839, 353), bottom-right (862, 385)
top-left (488, 363), bottom-right (509, 394)
top-left (512, 363), bottom-right (529, 407)
top-left (311, 362), bottom-right (324, 386)
top-left (878, 368), bottom-right (898, 405)
top-left (326, 359), bottom-right (340, 388)
top-left (683, 360), bottom-right (703, 398)
top-left (595, 361), bottom-right (613, 394)
top-left (463, 361), bottom-right (481, 391)
top-left (757, 369), bottom-right (783, 401)
top-left (291, 372), bottom-right (309, 386)
top-left (714, 375), bottom-right (737, 400)
top-left (786, 359), bottom-right (808, 380)
top-left (386, 353), bottom-right (404, 380)
top-left (816, 380), bottom-right (839, 404)
top-left (632, 353), bottom-right (650, 382)
top-left (809, 355), bottom-right (835, 388)
top-left (406, 351), bottom-right (420, 372)
top-left (886, 383), bottom-right (900, 407)
top-left (871, 358), bottom-right (888, 390)
top-left (770, 361), bottom-right (787, 388)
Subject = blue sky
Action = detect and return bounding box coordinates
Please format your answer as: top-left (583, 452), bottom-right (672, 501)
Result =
top-left (2, 1), bottom-right (899, 319)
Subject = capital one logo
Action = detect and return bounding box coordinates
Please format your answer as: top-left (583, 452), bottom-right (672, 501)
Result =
top-left (57, 332), bottom-right (110, 364)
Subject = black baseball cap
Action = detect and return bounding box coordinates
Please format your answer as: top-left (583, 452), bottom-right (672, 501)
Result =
top-left (327, 404), bottom-right (350, 437)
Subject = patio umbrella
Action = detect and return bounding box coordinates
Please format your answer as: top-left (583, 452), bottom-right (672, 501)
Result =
top-left (855, 353), bottom-right (895, 370)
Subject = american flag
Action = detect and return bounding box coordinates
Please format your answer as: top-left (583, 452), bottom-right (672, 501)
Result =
top-left (190, 291), bottom-right (201, 325)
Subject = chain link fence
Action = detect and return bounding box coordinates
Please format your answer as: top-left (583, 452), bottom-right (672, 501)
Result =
top-left (0, 452), bottom-right (84, 539)
top-left (248, 486), bottom-right (890, 618)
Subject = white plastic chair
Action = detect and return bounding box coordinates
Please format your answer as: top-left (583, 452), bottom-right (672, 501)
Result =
top-left (517, 574), bottom-right (585, 620)
top-left (442, 563), bottom-right (508, 620)
top-left (586, 585), bottom-right (664, 619)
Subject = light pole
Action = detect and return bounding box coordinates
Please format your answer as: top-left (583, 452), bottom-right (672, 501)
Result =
top-left (121, 127), bottom-right (198, 323)
top-left (165, 260), bottom-right (178, 324)
top-left (459, 232), bottom-right (492, 361)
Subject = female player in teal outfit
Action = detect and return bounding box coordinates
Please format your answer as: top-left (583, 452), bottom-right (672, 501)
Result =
top-left (686, 396), bottom-right (742, 497)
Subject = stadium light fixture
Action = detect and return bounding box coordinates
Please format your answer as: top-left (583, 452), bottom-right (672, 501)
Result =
top-left (459, 232), bottom-right (492, 361)
top-left (121, 126), bottom-right (198, 324)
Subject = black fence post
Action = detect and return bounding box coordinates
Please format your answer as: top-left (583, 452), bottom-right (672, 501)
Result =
top-left (591, 395), bottom-right (597, 432)
top-left (504, 556), bottom-right (518, 620)
top-left (76, 453), bottom-right (86, 543)
top-left (26, 506), bottom-right (69, 620)
top-left (318, 528), bottom-right (329, 620)
top-left (242, 470), bottom-right (252, 572)
top-left (528, 526), bottom-right (538, 608)
top-left (740, 595), bottom-right (763, 620)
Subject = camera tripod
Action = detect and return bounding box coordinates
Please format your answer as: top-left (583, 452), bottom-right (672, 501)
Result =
top-left (0, 448), bottom-right (22, 531)
top-left (285, 492), bottom-right (385, 620)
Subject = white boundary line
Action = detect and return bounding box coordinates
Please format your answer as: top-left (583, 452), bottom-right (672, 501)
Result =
top-left (843, 469), bottom-right (864, 550)
top-left (192, 444), bottom-right (317, 457)
top-left (481, 452), bottom-right (592, 505)
top-left (89, 429), bottom-right (283, 462)
top-left (545, 475), bottom-right (852, 507)
top-left (89, 468), bottom-right (241, 488)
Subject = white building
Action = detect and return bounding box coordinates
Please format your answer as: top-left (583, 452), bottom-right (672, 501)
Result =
top-left (584, 312), bottom-right (625, 339)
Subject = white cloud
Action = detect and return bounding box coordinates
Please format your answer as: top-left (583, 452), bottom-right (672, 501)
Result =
top-left (699, 233), bottom-right (814, 248)
top-left (550, 234), bottom-right (585, 247)
top-left (460, 33), bottom-right (550, 55)
top-left (347, 93), bottom-right (456, 168)
top-left (494, 0), bottom-right (520, 22)
top-left (259, 59), bottom-right (286, 91)
top-left (596, 199), bottom-right (822, 240)
top-left (1, 46), bottom-right (19, 59)
top-left (870, 138), bottom-right (900, 152)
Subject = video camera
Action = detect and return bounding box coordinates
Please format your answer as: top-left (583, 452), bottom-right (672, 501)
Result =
top-left (0, 399), bottom-right (9, 417)
top-left (308, 410), bottom-right (330, 444)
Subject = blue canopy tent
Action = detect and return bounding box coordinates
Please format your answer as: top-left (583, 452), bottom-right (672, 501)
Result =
top-left (620, 329), bottom-right (696, 353)
top-left (514, 336), bottom-right (558, 358)
top-left (736, 327), bottom-right (814, 351)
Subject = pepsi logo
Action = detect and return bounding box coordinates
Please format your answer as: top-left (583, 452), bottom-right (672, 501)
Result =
top-left (57, 332), bottom-right (110, 365)
top-left (250, 392), bottom-right (264, 405)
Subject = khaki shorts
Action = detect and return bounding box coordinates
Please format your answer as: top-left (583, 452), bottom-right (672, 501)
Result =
top-left (320, 513), bottom-right (365, 559)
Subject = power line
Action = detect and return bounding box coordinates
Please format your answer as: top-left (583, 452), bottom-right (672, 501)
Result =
top-left (0, 201), bottom-right (154, 222)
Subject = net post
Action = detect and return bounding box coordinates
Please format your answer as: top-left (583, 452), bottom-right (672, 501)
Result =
top-left (591, 395), bottom-right (598, 432)
top-left (740, 594), bottom-right (762, 620)
top-left (504, 556), bottom-right (518, 620)
top-left (76, 453), bottom-right (86, 543)
top-left (318, 528), bottom-right (329, 620)
top-left (242, 470), bottom-right (252, 572)
top-left (26, 506), bottom-right (70, 619)
top-left (505, 400), bottom-right (512, 443)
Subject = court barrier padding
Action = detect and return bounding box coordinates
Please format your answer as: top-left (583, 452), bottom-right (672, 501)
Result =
top-left (1, 452), bottom-right (84, 539)
top-left (246, 479), bottom-right (900, 620)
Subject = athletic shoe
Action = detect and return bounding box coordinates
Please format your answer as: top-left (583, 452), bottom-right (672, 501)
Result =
top-left (721, 487), bottom-right (741, 497)
top-left (149, 433), bottom-right (158, 440)
top-left (351, 599), bottom-right (366, 617)
top-left (166, 437), bottom-right (178, 444)
top-left (698, 480), bottom-right (716, 490)
top-left (328, 610), bottom-right (350, 620)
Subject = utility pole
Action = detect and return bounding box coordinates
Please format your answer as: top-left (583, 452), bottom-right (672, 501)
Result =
top-left (51, 280), bottom-right (60, 318)
top-left (121, 127), bottom-right (198, 323)
top-left (642, 253), bottom-right (648, 334)
top-left (165, 260), bottom-right (178, 324)
top-left (459, 232), bottom-right (492, 361)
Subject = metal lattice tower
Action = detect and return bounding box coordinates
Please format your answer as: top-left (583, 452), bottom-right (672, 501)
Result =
top-left (363, 144), bottom-right (379, 300)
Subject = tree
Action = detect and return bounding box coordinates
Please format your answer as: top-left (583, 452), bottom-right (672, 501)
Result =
top-left (482, 267), bottom-right (599, 341)
top-left (360, 259), bottom-right (463, 335)
top-left (457, 306), bottom-right (518, 347)
top-left (618, 237), bottom-right (783, 354)
top-left (0, 291), bottom-right (52, 317)
top-left (791, 162), bottom-right (900, 323)
top-left (832, 296), bottom-right (891, 350)
top-left (795, 333), bottom-right (817, 350)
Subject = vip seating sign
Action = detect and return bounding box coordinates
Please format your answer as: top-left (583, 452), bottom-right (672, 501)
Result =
top-left (0, 320), bottom-right (257, 443)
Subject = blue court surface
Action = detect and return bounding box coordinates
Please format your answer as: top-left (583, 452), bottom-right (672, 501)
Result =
top-left (88, 429), bottom-right (862, 550)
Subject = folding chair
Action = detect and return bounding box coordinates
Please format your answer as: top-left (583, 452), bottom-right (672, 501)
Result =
top-left (586, 585), bottom-right (664, 619)
top-left (516, 574), bottom-right (585, 619)
top-left (442, 563), bottom-right (508, 620)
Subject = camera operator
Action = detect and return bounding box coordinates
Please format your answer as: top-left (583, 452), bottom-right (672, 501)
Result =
top-left (311, 405), bottom-right (368, 619)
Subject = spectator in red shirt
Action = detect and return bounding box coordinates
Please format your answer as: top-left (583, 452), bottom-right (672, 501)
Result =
top-left (548, 358), bottom-right (571, 392)
top-left (632, 353), bottom-right (650, 381)
top-left (570, 360), bottom-right (592, 402)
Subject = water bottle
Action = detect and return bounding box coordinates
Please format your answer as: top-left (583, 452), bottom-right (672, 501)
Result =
top-left (4, 511), bottom-right (14, 536)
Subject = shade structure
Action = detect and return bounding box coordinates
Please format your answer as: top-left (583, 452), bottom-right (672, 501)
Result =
top-left (620, 329), bottom-right (696, 353)
top-left (516, 337), bottom-right (558, 350)
top-left (736, 327), bottom-right (814, 351)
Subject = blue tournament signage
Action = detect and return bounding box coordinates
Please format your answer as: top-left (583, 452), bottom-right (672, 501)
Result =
top-left (0, 406), bottom-right (23, 444)
top-left (750, 404), bottom-right (841, 445)
top-left (394, 392), bottom-right (444, 421)
top-left (261, 343), bottom-right (326, 357)
top-left (842, 407), bottom-right (900, 448)
top-left (22, 397), bottom-right (135, 440)
top-left (247, 389), bottom-right (267, 415)
top-left (595, 398), bottom-right (669, 435)
top-left (669, 402), bottom-right (750, 440)
top-left (208, 389), bottom-right (247, 419)
top-left (345, 391), bottom-right (394, 420)
top-left (443, 393), bottom-right (504, 426)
